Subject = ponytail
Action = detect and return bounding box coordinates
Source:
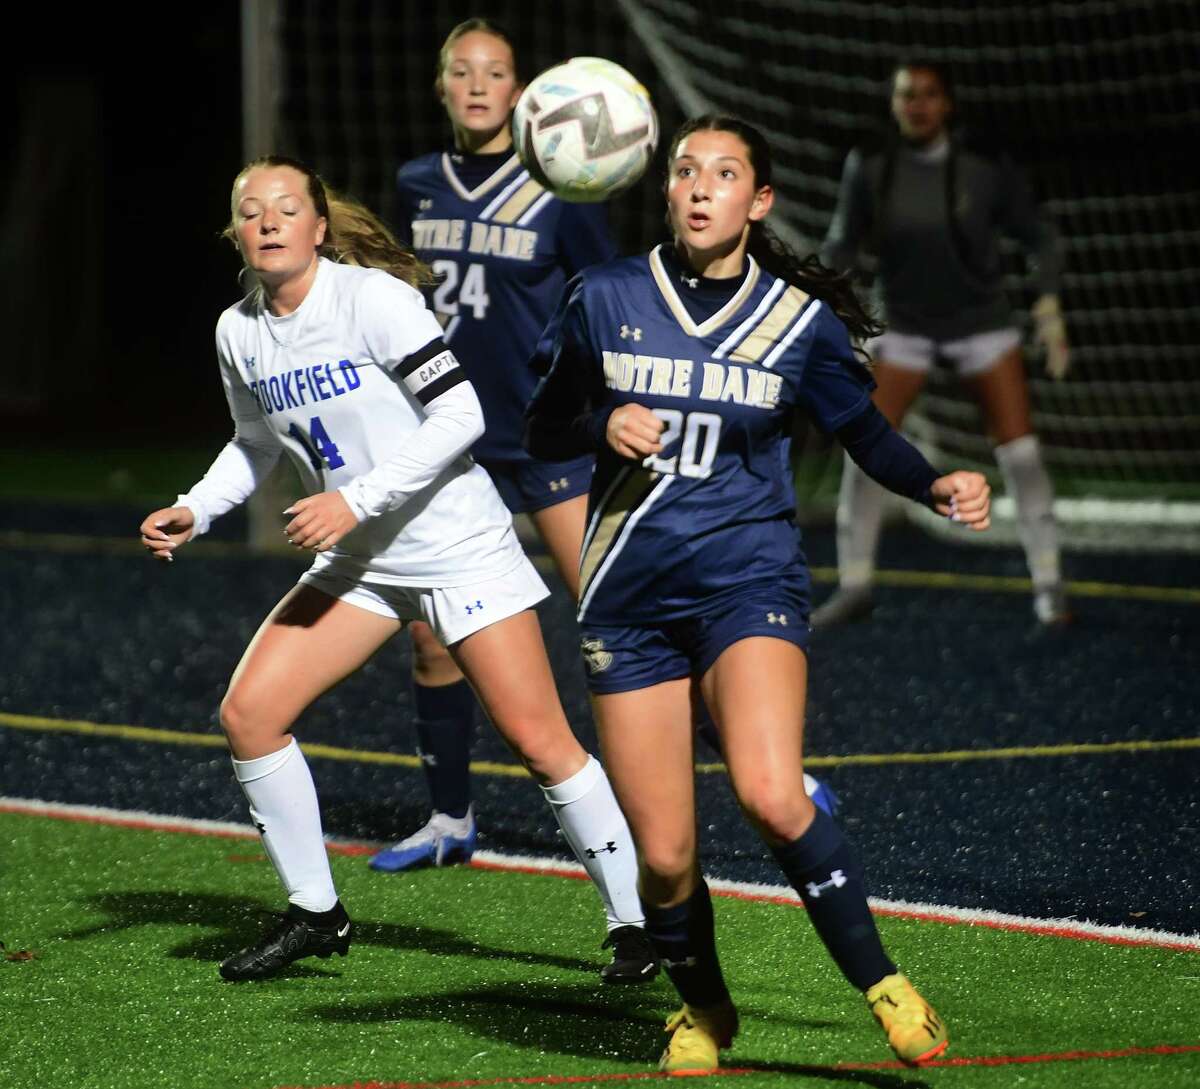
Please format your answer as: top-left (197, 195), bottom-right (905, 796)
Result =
top-left (746, 221), bottom-right (883, 346)
top-left (321, 194), bottom-right (436, 288)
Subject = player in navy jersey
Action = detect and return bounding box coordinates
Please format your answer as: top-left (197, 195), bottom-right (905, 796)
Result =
top-left (526, 116), bottom-right (992, 1072)
top-left (365, 17), bottom-right (660, 983)
top-left (138, 156), bottom-right (647, 984)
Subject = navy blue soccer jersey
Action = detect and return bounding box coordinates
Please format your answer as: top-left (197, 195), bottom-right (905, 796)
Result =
top-left (528, 244), bottom-right (877, 625)
top-left (396, 150), bottom-right (618, 462)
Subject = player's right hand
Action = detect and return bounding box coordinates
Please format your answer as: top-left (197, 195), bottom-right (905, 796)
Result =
top-left (606, 403), bottom-right (665, 460)
top-left (139, 506), bottom-right (196, 562)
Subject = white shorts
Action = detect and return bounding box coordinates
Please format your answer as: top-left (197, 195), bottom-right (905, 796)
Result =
top-left (869, 327), bottom-right (1021, 378)
top-left (299, 556), bottom-right (550, 646)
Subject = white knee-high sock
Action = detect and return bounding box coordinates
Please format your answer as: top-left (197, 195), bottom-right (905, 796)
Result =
top-left (994, 434), bottom-right (1061, 590)
top-left (541, 756), bottom-right (644, 930)
top-left (836, 452), bottom-right (889, 590)
top-left (231, 738), bottom-right (338, 913)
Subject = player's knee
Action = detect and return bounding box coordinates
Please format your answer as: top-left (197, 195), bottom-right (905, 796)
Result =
top-left (219, 689), bottom-right (281, 751)
top-left (513, 726), bottom-right (585, 785)
top-left (737, 781), bottom-right (814, 844)
top-left (638, 833), bottom-right (696, 889)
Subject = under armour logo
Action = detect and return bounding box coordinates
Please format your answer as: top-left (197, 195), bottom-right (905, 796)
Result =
top-left (662, 956), bottom-right (697, 969)
top-left (548, 477), bottom-right (570, 492)
top-left (416, 748), bottom-right (438, 767)
top-left (619, 324), bottom-right (642, 341)
top-left (767, 612), bottom-right (788, 625)
top-left (680, 272), bottom-right (699, 289)
top-left (585, 841), bottom-right (618, 858)
top-left (806, 869), bottom-right (848, 899)
top-left (418, 198), bottom-right (433, 211)
top-left (464, 600), bottom-right (484, 615)
top-left (243, 356), bottom-right (256, 369)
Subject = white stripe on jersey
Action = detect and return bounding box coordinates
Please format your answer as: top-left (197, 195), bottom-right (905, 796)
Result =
top-left (440, 152), bottom-right (523, 203)
top-left (478, 170), bottom-right (533, 221)
top-left (712, 277), bottom-right (787, 360)
top-left (443, 315), bottom-right (462, 343)
top-left (762, 299), bottom-right (822, 370)
top-left (516, 190), bottom-right (555, 227)
top-left (577, 473), bottom-right (674, 621)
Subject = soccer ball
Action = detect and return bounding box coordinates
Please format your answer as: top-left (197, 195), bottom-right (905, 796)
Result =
top-left (512, 56), bottom-right (658, 203)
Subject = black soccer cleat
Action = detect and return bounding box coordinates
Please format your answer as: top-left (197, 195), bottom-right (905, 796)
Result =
top-left (218, 902), bottom-right (352, 982)
top-left (600, 924), bottom-right (660, 985)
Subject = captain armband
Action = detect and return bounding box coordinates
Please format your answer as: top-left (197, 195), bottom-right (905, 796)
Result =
top-left (396, 338), bottom-right (467, 406)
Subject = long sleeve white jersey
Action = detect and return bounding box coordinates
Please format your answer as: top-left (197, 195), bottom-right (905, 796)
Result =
top-left (178, 257), bottom-right (525, 586)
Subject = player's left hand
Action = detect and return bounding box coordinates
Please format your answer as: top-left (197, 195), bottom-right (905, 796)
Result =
top-left (930, 471), bottom-right (991, 531)
top-left (284, 491), bottom-right (358, 552)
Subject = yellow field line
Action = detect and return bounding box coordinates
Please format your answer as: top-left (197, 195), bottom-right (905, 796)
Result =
top-left (3, 710), bottom-right (1196, 777)
top-left (2, 529), bottom-right (1194, 603)
top-left (808, 565), bottom-right (1200, 604)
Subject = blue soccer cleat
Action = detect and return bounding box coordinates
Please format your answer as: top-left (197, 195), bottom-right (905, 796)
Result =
top-left (368, 805), bottom-right (477, 872)
top-left (803, 772), bottom-right (839, 817)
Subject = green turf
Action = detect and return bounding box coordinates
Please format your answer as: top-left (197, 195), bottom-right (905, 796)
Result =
top-left (1, 812), bottom-right (1197, 1089)
top-left (0, 446), bottom-right (222, 505)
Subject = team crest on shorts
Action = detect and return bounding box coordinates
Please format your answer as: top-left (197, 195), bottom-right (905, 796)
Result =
top-left (580, 637), bottom-right (614, 675)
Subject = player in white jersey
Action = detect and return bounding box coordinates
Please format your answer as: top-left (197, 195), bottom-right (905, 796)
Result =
top-left (139, 157), bottom-right (644, 982)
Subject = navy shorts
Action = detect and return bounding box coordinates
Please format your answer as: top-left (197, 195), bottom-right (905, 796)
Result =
top-left (479, 454), bottom-right (593, 515)
top-left (580, 580), bottom-right (812, 695)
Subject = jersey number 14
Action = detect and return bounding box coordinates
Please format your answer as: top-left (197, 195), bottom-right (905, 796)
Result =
top-left (288, 416), bottom-right (345, 472)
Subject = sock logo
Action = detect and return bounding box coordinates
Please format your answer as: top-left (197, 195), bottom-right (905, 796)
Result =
top-left (805, 869), bottom-right (847, 899)
top-left (585, 841), bottom-right (618, 858)
top-left (662, 955), bottom-right (697, 969)
top-left (417, 749), bottom-right (438, 767)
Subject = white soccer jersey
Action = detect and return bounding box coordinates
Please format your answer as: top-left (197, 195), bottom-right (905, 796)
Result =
top-left (178, 257), bottom-right (525, 586)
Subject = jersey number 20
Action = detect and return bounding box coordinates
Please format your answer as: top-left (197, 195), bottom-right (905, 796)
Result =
top-left (645, 410), bottom-right (721, 479)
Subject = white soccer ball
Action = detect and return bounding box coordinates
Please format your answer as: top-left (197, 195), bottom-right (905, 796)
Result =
top-left (512, 56), bottom-right (658, 203)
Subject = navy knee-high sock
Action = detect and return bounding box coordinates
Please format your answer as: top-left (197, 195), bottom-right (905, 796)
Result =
top-left (642, 882), bottom-right (729, 1008)
top-left (770, 808), bottom-right (895, 991)
top-left (412, 679), bottom-right (477, 819)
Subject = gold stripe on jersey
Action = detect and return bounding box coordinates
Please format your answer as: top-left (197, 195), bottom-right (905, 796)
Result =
top-left (726, 286), bottom-right (811, 366)
top-left (491, 179), bottom-right (548, 224)
top-left (649, 246), bottom-right (762, 338)
top-left (579, 467), bottom-right (661, 603)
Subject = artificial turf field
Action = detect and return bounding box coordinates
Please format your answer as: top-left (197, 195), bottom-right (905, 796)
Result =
top-left (3, 484), bottom-right (1199, 1087)
top-left (1, 806), bottom-right (1198, 1089)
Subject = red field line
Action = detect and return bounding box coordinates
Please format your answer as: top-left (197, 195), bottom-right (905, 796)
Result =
top-left (275, 1043), bottom-right (1200, 1089)
top-left (4, 798), bottom-right (1198, 955)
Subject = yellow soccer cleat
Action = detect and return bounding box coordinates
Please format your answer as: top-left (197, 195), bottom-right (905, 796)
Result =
top-left (658, 1000), bottom-right (739, 1075)
top-left (865, 973), bottom-right (949, 1066)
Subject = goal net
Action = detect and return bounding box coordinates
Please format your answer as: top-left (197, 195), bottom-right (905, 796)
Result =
top-left (249, 0), bottom-right (1200, 550)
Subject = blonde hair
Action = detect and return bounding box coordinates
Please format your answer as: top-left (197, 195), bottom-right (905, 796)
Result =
top-left (224, 156), bottom-right (435, 290)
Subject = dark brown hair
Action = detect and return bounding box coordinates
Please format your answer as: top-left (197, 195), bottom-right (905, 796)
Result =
top-left (667, 116), bottom-right (883, 345)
